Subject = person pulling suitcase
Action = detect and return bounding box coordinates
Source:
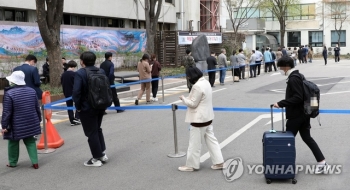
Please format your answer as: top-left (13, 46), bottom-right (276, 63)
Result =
top-left (273, 56), bottom-right (329, 175)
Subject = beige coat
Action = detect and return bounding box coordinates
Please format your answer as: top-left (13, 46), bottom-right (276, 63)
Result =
top-left (137, 60), bottom-right (151, 80)
top-left (182, 77), bottom-right (214, 123)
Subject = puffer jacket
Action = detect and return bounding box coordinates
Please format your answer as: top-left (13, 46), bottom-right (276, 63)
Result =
top-left (1, 85), bottom-right (42, 140)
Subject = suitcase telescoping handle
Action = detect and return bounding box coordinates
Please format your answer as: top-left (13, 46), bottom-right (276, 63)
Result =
top-left (270, 104), bottom-right (285, 132)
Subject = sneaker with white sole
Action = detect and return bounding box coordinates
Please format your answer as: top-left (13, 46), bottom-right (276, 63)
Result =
top-left (99, 154), bottom-right (108, 163)
top-left (84, 158), bottom-right (103, 167)
top-left (315, 162), bottom-right (329, 174)
top-left (154, 97), bottom-right (158, 102)
top-left (211, 163), bottom-right (224, 170)
top-left (178, 166), bottom-right (194, 172)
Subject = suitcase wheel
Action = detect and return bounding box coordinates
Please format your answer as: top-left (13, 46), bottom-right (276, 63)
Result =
top-left (292, 179), bottom-right (297, 184)
top-left (266, 179), bottom-right (272, 184)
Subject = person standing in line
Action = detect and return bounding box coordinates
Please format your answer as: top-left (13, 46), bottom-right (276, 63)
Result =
top-left (183, 49), bottom-right (195, 92)
top-left (61, 60), bottom-right (81, 126)
top-left (302, 45), bottom-right (308, 63)
top-left (263, 47), bottom-right (273, 73)
top-left (100, 52), bottom-right (124, 113)
top-left (13, 55), bottom-right (43, 101)
top-left (308, 46), bottom-right (314, 63)
top-left (255, 47), bottom-right (263, 76)
top-left (135, 54), bottom-right (152, 105)
top-left (178, 67), bottom-right (224, 172)
top-left (287, 47), bottom-right (293, 56)
top-left (270, 49), bottom-right (277, 72)
top-left (323, 46), bottom-right (328, 65)
top-left (281, 46), bottom-right (288, 56)
top-left (149, 54), bottom-right (162, 101)
top-left (298, 46), bottom-right (304, 64)
top-left (1, 71), bottom-right (42, 169)
top-left (237, 49), bottom-right (246, 79)
top-left (292, 47), bottom-right (298, 66)
top-left (249, 50), bottom-right (257, 78)
top-left (273, 56), bottom-right (329, 174)
top-left (230, 50), bottom-right (240, 82)
top-left (217, 49), bottom-right (227, 85)
top-left (334, 44), bottom-right (340, 63)
top-left (275, 47), bottom-right (283, 61)
top-left (42, 57), bottom-right (50, 84)
top-left (72, 51), bottom-right (108, 167)
top-left (206, 51), bottom-right (218, 87)
top-left (62, 57), bottom-right (68, 72)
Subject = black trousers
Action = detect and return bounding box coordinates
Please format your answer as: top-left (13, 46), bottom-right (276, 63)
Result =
top-left (264, 62), bottom-right (272, 72)
top-left (250, 65), bottom-right (256, 77)
top-left (111, 87), bottom-right (120, 107)
top-left (208, 72), bottom-right (216, 87)
top-left (272, 61), bottom-right (277, 71)
top-left (151, 76), bottom-right (159, 98)
top-left (335, 55), bottom-right (340, 62)
top-left (255, 64), bottom-right (261, 75)
top-left (66, 99), bottom-right (80, 123)
top-left (324, 57), bottom-right (327, 65)
top-left (286, 116), bottom-right (325, 162)
top-left (80, 109), bottom-right (106, 159)
top-left (233, 68), bottom-right (240, 77)
top-left (239, 66), bottom-right (245, 79)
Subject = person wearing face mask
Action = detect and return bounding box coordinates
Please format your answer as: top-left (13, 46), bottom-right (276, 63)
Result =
top-left (273, 56), bottom-right (329, 174)
top-left (178, 67), bottom-right (224, 172)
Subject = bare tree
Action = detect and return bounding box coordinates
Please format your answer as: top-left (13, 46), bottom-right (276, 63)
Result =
top-left (260, 0), bottom-right (299, 47)
top-left (224, 0), bottom-right (262, 49)
top-left (322, 0), bottom-right (350, 46)
top-left (144, 0), bottom-right (162, 55)
top-left (36, 0), bottom-right (64, 87)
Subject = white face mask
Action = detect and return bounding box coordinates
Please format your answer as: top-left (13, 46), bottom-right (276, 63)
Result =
top-left (279, 70), bottom-right (286, 76)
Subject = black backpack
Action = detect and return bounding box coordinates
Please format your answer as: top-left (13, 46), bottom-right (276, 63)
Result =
top-left (293, 73), bottom-right (320, 118)
top-left (84, 68), bottom-right (113, 110)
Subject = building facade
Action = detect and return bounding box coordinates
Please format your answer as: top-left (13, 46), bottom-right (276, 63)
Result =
top-left (222, 0), bottom-right (350, 55)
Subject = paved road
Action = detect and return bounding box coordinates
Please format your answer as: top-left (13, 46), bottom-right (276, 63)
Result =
top-left (0, 59), bottom-right (349, 190)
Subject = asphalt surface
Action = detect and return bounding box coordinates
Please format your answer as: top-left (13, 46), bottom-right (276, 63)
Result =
top-left (0, 59), bottom-right (349, 190)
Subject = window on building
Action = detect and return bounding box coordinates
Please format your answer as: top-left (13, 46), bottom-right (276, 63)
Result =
top-left (331, 30), bottom-right (346, 47)
top-left (287, 32), bottom-right (301, 47)
top-left (63, 14), bottom-right (70, 25)
top-left (79, 16), bottom-right (86, 26)
top-left (285, 4), bottom-right (315, 20)
top-left (101, 18), bottom-right (107, 27)
top-left (259, 9), bottom-right (274, 21)
top-left (92, 17), bottom-right (100, 26)
top-left (4, 9), bottom-right (14, 21)
top-left (86, 17), bottom-right (92, 26)
top-left (0, 9), bottom-right (3, 20)
top-left (15, 10), bottom-right (26, 22)
top-left (331, 2), bottom-right (347, 19)
top-left (267, 32), bottom-right (280, 44)
top-left (165, 0), bottom-right (173, 4)
top-left (235, 7), bottom-right (260, 19)
top-left (309, 31), bottom-right (323, 47)
top-left (71, 15), bottom-right (78, 25)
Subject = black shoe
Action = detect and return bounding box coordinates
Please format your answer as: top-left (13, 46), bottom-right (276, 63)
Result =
top-left (117, 110), bottom-right (125, 113)
top-left (71, 121), bottom-right (81, 126)
top-left (135, 99), bottom-right (138, 105)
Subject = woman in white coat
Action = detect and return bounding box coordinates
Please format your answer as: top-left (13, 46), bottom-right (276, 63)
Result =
top-left (178, 67), bottom-right (224, 172)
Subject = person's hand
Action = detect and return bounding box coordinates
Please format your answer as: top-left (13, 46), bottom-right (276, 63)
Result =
top-left (273, 103), bottom-right (280, 108)
top-left (1, 129), bottom-right (8, 134)
top-left (179, 95), bottom-right (184, 100)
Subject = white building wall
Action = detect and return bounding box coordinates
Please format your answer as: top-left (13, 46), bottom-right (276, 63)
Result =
top-left (182, 0), bottom-right (200, 31)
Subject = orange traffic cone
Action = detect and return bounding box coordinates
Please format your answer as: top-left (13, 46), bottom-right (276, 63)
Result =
top-left (37, 119), bottom-right (64, 149)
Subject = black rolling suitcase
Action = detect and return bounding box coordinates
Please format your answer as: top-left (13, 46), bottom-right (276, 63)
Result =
top-left (262, 105), bottom-right (297, 184)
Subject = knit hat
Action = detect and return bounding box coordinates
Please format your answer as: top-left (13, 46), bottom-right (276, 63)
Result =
top-left (6, 71), bottom-right (26, 85)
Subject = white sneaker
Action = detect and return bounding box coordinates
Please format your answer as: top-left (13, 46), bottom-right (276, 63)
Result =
top-left (84, 158), bottom-right (103, 167)
top-left (315, 162), bottom-right (329, 174)
top-left (154, 97), bottom-right (158, 102)
top-left (99, 153), bottom-right (108, 163)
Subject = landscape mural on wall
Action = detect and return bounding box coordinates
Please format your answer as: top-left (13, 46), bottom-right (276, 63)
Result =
top-left (0, 24), bottom-right (147, 58)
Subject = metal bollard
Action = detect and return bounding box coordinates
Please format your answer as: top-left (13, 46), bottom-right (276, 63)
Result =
top-left (168, 104), bottom-right (186, 158)
top-left (37, 105), bottom-right (55, 154)
top-left (161, 75), bottom-right (165, 104)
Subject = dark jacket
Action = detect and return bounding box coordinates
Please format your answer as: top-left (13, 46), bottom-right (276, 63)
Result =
top-left (72, 66), bottom-right (106, 111)
top-left (277, 70), bottom-right (304, 119)
top-left (100, 60), bottom-right (115, 84)
top-left (322, 49), bottom-right (328, 58)
top-left (282, 49), bottom-right (287, 56)
top-left (43, 62), bottom-right (50, 77)
top-left (61, 70), bottom-right (76, 97)
top-left (297, 49), bottom-right (303, 59)
top-left (150, 60), bottom-right (162, 77)
top-left (13, 64), bottom-right (43, 100)
top-left (334, 47), bottom-right (340, 56)
top-left (206, 56), bottom-right (218, 70)
top-left (1, 86), bottom-right (42, 140)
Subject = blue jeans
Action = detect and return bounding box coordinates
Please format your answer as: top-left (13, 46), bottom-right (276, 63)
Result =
top-left (219, 68), bottom-right (226, 84)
